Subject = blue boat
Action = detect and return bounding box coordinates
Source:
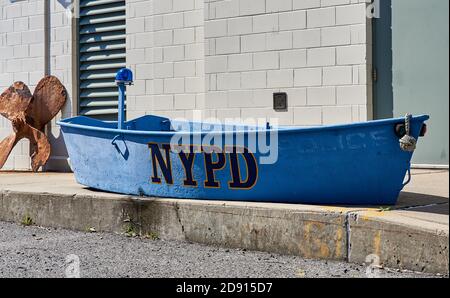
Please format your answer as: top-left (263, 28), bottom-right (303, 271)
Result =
top-left (58, 69), bottom-right (429, 205)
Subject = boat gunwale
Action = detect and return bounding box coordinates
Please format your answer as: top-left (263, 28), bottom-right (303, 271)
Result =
top-left (57, 115), bottom-right (430, 137)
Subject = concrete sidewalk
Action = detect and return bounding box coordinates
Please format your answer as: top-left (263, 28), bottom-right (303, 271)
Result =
top-left (0, 169), bottom-right (448, 274)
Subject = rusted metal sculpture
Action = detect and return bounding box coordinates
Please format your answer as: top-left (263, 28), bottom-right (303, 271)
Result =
top-left (0, 76), bottom-right (67, 171)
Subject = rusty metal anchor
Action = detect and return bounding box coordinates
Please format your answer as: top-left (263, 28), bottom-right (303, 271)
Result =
top-left (0, 76), bottom-right (67, 171)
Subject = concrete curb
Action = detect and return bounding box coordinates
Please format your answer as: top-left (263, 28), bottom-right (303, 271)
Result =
top-left (348, 209), bottom-right (449, 274)
top-left (0, 189), bottom-right (448, 274)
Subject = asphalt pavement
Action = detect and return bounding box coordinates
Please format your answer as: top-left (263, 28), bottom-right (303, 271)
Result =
top-left (0, 221), bottom-right (443, 278)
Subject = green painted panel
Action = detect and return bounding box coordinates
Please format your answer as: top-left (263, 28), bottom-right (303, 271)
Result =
top-left (392, 0), bottom-right (449, 165)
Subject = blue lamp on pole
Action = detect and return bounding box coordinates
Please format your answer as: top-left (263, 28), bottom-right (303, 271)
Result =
top-left (115, 68), bottom-right (134, 130)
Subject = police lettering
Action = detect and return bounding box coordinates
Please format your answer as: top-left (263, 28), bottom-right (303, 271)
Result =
top-left (148, 144), bottom-right (258, 190)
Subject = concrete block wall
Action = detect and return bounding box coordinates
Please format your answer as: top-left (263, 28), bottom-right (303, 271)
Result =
top-left (0, 0), bottom-right (45, 170)
top-left (126, 0), bottom-right (211, 121)
top-left (0, 0), bottom-right (73, 171)
top-left (204, 0), bottom-right (372, 126)
top-left (126, 0), bottom-right (372, 126)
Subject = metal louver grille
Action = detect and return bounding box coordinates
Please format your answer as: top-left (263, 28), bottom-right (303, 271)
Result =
top-left (79, 0), bottom-right (126, 119)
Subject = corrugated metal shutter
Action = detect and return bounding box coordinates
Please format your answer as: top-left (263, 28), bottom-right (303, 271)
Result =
top-left (78, 0), bottom-right (126, 119)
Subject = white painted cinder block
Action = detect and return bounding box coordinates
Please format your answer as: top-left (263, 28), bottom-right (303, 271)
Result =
top-left (217, 72), bottom-right (241, 90)
top-left (185, 43), bottom-right (204, 60)
top-left (154, 30), bottom-right (173, 47)
top-left (205, 55), bottom-right (227, 73)
top-left (337, 44), bottom-right (366, 65)
top-left (286, 88), bottom-right (307, 107)
top-left (323, 66), bottom-right (353, 86)
top-left (173, 0), bottom-right (195, 12)
top-left (205, 91), bottom-right (228, 109)
top-left (241, 33), bottom-right (266, 52)
top-left (323, 105), bottom-right (353, 125)
top-left (185, 77), bottom-right (204, 93)
top-left (175, 94), bottom-right (196, 110)
top-left (164, 78), bottom-right (185, 94)
top-left (307, 87), bottom-right (336, 106)
top-left (153, 63), bottom-right (173, 79)
top-left (321, 26), bottom-right (351, 46)
top-left (266, 0), bottom-right (293, 13)
top-left (216, 36), bottom-right (240, 54)
top-left (307, 47), bottom-right (336, 67)
top-left (152, 95), bottom-right (174, 111)
top-left (253, 51), bottom-right (279, 70)
top-left (280, 49), bottom-right (307, 69)
top-left (174, 61), bottom-right (196, 77)
top-left (293, 0), bottom-right (321, 10)
top-left (228, 53), bottom-right (252, 72)
top-left (279, 10), bottom-right (306, 31)
top-left (228, 17), bottom-right (252, 36)
top-left (293, 107), bottom-right (322, 126)
top-left (307, 7), bottom-right (336, 28)
top-left (267, 70), bottom-right (294, 88)
top-left (337, 85), bottom-right (367, 105)
top-left (205, 19), bottom-right (227, 38)
top-left (173, 28), bottom-right (195, 45)
top-left (239, 0), bottom-right (265, 16)
top-left (266, 32), bottom-right (293, 51)
top-left (241, 71), bottom-right (267, 89)
top-left (336, 3), bottom-right (367, 25)
top-left (253, 14), bottom-right (279, 33)
top-left (294, 68), bottom-right (322, 87)
top-left (227, 90), bottom-right (255, 108)
top-left (163, 45), bottom-right (185, 62)
top-left (213, 0), bottom-right (240, 19)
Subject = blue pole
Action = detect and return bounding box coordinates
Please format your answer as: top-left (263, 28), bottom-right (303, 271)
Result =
top-left (115, 68), bottom-right (133, 130)
top-left (117, 83), bottom-right (125, 130)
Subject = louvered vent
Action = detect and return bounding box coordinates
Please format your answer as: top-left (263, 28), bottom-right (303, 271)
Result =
top-left (79, 0), bottom-right (126, 120)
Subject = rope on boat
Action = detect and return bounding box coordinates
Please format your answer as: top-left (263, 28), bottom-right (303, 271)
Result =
top-left (399, 114), bottom-right (417, 152)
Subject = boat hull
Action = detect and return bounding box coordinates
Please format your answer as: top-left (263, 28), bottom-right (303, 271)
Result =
top-left (58, 115), bottom-right (429, 205)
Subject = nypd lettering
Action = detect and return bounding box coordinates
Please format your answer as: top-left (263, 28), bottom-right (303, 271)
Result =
top-left (148, 143), bottom-right (258, 190)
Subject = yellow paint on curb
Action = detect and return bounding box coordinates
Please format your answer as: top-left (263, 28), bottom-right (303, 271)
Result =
top-left (360, 210), bottom-right (390, 221)
top-left (320, 206), bottom-right (376, 214)
top-left (335, 228), bottom-right (343, 258)
top-left (302, 221), bottom-right (332, 259)
top-left (320, 243), bottom-right (330, 258)
top-left (373, 230), bottom-right (382, 256)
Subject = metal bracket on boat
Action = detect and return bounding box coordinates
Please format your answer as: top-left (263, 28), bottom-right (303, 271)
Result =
top-left (402, 165), bottom-right (412, 188)
top-left (111, 134), bottom-right (129, 159)
top-left (398, 114), bottom-right (417, 152)
top-left (115, 68), bottom-right (134, 131)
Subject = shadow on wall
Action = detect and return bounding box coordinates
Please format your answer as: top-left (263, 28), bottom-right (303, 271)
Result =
top-left (44, 88), bottom-right (72, 173)
top-left (45, 0), bottom-right (74, 172)
top-left (57, 0), bottom-right (73, 9)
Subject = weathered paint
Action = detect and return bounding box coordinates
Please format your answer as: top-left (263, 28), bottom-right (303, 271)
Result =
top-left (335, 228), bottom-right (344, 259)
top-left (373, 230), bottom-right (382, 257)
top-left (0, 76), bottom-right (67, 171)
top-left (360, 210), bottom-right (390, 221)
top-left (58, 114), bottom-right (429, 205)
